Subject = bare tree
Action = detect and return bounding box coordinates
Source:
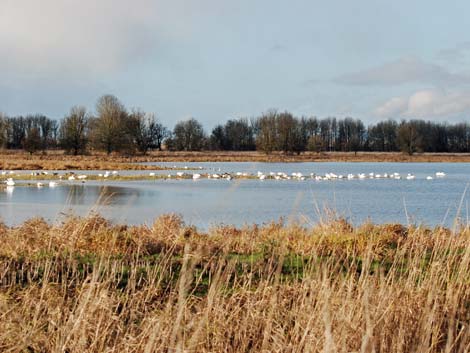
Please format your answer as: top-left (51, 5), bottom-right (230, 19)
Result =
top-left (59, 106), bottom-right (89, 155)
top-left (225, 118), bottom-right (255, 150)
top-left (152, 115), bottom-right (170, 151)
top-left (277, 112), bottom-right (299, 154)
top-left (129, 110), bottom-right (169, 154)
top-left (255, 110), bottom-right (278, 154)
top-left (91, 95), bottom-right (130, 154)
top-left (23, 127), bottom-right (42, 154)
top-left (397, 120), bottom-right (421, 155)
top-left (172, 118), bottom-right (206, 151)
top-left (7, 116), bottom-right (25, 149)
top-left (209, 125), bottom-right (226, 150)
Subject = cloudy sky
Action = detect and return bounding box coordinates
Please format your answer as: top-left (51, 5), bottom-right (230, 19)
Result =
top-left (1, 0), bottom-right (470, 126)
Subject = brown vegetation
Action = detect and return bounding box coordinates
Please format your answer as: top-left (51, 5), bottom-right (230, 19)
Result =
top-left (2, 150), bottom-right (470, 171)
top-left (1, 214), bottom-right (470, 351)
top-left (0, 150), bottom-right (163, 171)
top-left (138, 150), bottom-right (470, 163)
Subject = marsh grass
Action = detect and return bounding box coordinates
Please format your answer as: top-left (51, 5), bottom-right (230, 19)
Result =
top-left (0, 214), bottom-right (470, 352)
top-left (0, 150), bottom-right (187, 171)
top-left (3, 150), bottom-right (470, 171)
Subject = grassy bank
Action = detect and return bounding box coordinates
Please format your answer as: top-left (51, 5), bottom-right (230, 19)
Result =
top-left (138, 150), bottom-right (470, 163)
top-left (0, 151), bottom-right (166, 171)
top-left (2, 150), bottom-right (470, 171)
top-left (1, 215), bottom-right (470, 351)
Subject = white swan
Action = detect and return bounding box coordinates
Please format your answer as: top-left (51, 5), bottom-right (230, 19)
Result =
top-left (5, 178), bottom-right (15, 186)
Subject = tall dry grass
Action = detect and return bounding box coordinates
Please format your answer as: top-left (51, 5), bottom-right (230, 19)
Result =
top-left (0, 215), bottom-right (470, 352)
top-left (3, 150), bottom-right (470, 170)
top-left (0, 150), bottom-right (165, 171)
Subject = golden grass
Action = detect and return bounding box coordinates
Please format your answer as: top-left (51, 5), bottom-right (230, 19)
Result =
top-left (0, 215), bottom-right (470, 351)
top-left (2, 150), bottom-right (470, 171)
top-left (0, 150), bottom-right (163, 171)
top-left (135, 150), bottom-right (470, 163)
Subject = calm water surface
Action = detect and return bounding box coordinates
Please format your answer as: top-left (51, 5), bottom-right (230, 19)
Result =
top-left (2, 162), bottom-right (470, 229)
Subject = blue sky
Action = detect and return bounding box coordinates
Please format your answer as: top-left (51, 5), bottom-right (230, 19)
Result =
top-left (1, 0), bottom-right (470, 127)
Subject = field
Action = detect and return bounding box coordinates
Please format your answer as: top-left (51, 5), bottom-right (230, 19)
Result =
top-left (2, 150), bottom-right (470, 171)
top-left (1, 215), bottom-right (470, 352)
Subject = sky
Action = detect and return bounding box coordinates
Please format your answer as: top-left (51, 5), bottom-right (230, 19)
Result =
top-left (1, 0), bottom-right (470, 127)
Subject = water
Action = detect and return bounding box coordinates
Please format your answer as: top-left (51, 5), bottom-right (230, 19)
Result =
top-left (2, 162), bottom-right (470, 229)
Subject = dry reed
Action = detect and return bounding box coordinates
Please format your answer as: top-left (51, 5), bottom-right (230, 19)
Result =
top-left (3, 150), bottom-right (470, 171)
top-left (0, 215), bottom-right (469, 352)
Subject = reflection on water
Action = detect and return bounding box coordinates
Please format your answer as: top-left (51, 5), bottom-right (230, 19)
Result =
top-left (5, 186), bottom-right (14, 198)
top-left (2, 162), bottom-right (470, 229)
top-left (0, 184), bottom-right (143, 226)
top-left (64, 185), bottom-right (142, 206)
top-left (1, 184), bottom-right (141, 206)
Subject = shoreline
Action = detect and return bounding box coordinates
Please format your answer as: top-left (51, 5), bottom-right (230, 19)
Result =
top-left (2, 150), bottom-right (470, 170)
top-left (0, 213), bottom-right (452, 232)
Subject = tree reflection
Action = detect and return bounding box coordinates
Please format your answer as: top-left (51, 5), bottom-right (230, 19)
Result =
top-left (65, 185), bottom-right (141, 206)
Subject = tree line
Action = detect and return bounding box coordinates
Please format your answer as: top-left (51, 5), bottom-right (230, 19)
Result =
top-left (1, 94), bottom-right (470, 155)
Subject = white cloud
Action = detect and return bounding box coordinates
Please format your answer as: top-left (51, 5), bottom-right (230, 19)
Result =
top-left (374, 96), bottom-right (407, 117)
top-left (335, 57), bottom-right (470, 87)
top-left (0, 0), bottom-right (202, 79)
top-left (375, 89), bottom-right (470, 118)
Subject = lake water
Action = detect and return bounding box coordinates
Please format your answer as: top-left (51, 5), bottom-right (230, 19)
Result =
top-left (2, 162), bottom-right (470, 229)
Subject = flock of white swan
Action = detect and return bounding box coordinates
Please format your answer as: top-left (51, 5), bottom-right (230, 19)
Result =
top-left (187, 171), bottom-right (446, 181)
top-left (1, 169), bottom-right (447, 190)
top-left (1, 170), bottom-right (116, 189)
